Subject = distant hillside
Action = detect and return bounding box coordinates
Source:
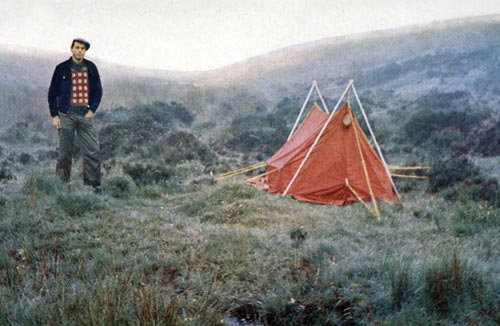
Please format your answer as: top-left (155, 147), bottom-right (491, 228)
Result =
top-left (197, 15), bottom-right (500, 106)
top-left (1, 15), bottom-right (499, 128)
top-left (0, 46), bottom-right (199, 120)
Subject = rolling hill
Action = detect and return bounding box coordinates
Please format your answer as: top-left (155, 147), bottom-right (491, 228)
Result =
top-left (196, 15), bottom-right (500, 106)
top-left (0, 14), bottom-right (499, 159)
top-left (1, 15), bottom-right (500, 115)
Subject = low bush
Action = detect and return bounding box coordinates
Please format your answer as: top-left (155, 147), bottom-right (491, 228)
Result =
top-left (18, 153), bottom-right (35, 165)
top-left (163, 131), bottom-right (217, 165)
top-left (22, 172), bottom-right (63, 197)
top-left (56, 192), bottom-right (103, 216)
top-left (467, 178), bottom-right (499, 207)
top-left (123, 162), bottom-right (173, 185)
top-left (428, 156), bottom-right (499, 207)
top-left (225, 128), bottom-right (288, 156)
top-left (147, 101), bottom-right (194, 127)
top-left (98, 123), bottom-right (130, 160)
top-left (1, 122), bottom-right (29, 144)
top-left (224, 113), bottom-right (289, 155)
top-left (97, 102), bottom-right (196, 161)
top-left (105, 174), bottom-right (137, 198)
top-left (0, 161), bottom-right (15, 182)
top-left (427, 128), bottom-right (468, 155)
top-left (403, 108), bottom-right (481, 153)
top-left (472, 120), bottom-right (500, 156)
top-left (137, 184), bottom-right (163, 199)
top-left (35, 149), bottom-right (58, 161)
top-left (273, 96), bottom-right (303, 125)
top-left (428, 156), bottom-right (479, 192)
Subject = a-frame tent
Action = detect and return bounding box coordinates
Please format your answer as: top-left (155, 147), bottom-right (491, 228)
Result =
top-left (249, 80), bottom-right (400, 217)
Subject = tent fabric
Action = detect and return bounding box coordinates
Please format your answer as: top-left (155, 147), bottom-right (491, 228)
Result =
top-left (254, 103), bottom-right (397, 205)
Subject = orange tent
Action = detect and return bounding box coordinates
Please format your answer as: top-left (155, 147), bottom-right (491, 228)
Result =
top-left (250, 102), bottom-right (397, 206)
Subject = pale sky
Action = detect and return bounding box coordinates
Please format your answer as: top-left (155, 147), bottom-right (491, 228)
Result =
top-left (1, 0), bottom-right (499, 71)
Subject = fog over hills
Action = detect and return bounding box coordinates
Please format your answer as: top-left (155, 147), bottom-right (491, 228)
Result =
top-left (197, 14), bottom-right (500, 104)
top-left (0, 46), bottom-right (203, 125)
top-left (1, 14), bottom-right (499, 125)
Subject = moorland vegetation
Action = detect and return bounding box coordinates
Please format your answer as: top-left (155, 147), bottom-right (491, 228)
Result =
top-left (1, 16), bottom-right (499, 325)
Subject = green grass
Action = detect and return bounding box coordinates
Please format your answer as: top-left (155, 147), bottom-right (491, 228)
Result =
top-left (1, 170), bottom-right (499, 325)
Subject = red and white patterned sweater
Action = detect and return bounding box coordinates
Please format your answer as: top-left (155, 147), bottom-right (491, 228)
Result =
top-left (71, 67), bottom-right (89, 107)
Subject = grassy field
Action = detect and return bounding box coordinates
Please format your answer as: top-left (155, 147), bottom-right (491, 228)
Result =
top-left (1, 167), bottom-right (499, 325)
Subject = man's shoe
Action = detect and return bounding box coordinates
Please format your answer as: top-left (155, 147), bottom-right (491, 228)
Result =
top-left (94, 186), bottom-right (102, 194)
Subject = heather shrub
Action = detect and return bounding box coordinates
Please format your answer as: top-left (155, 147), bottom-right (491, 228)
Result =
top-left (463, 178), bottom-right (500, 207)
top-left (18, 153), bottom-right (35, 165)
top-left (428, 156), bottom-right (479, 192)
top-left (137, 184), bottom-right (163, 199)
top-left (0, 161), bottom-right (15, 182)
top-left (224, 113), bottom-right (288, 155)
top-left (35, 149), bottom-right (58, 161)
top-left (403, 108), bottom-right (480, 154)
top-left (123, 162), bottom-right (173, 185)
top-left (472, 120), bottom-right (500, 156)
top-left (22, 172), bottom-right (63, 197)
top-left (105, 174), bottom-right (136, 198)
top-left (56, 192), bottom-right (103, 216)
top-left (163, 131), bottom-right (217, 165)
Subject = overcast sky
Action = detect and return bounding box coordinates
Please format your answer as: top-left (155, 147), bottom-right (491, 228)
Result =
top-left (1, 0), bottom-right (499, 71)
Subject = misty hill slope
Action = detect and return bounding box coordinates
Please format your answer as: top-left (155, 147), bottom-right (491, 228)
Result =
top-left (1, 15), bottom-right (499, 143)
top-left (0, 45), bottom-right (206, 126)
top-left (198, 15), bottom-right (500, 105)
top-left (0, 45), bottom-right (197, 89)
top-left (1, 15), bottom-right (499, 121)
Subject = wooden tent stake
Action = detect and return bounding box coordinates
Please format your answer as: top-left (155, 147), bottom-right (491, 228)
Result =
top-left (351, 84), bottom-right (401, 201)
top-left (391, 173), bottom-right (427, 179)
top-left (388, 165), bottom-right (430, 170)
top-left (350, 109), bottom-right (381, 219)
top-left (345, 178), bottom-right (377, 218)
top-left (215, 161), bottom-right (267, 181)
top-left (250, 168), bottom-right (279, 179)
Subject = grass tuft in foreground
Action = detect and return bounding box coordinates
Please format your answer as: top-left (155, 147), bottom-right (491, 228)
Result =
top-left (0, 170), bottom-right (499, 325)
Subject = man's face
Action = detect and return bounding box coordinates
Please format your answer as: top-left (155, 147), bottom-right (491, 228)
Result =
top-left (71, 42), bottom-right (87, 60)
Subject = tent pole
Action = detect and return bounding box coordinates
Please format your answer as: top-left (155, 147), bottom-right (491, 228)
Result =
top-left (351, 84), bottom-right (402, 201)
top-left (314, 83), bottom-right (330, 114)
top-left (350, 110), bottom-right (381, 219)
top-left (287, 81), bottom-right (316, 141)
top-left (283, 80), bottom-right (353, 196)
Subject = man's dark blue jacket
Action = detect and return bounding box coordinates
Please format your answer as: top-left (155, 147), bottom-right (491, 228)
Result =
top-left (48, 57), bottom-right (103, 117)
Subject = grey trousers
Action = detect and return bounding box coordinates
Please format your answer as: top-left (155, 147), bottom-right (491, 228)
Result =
top-left (56, 113), bottom-right (101, 187)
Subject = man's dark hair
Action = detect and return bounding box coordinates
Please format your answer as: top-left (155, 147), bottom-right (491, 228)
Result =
top-left (71, 38), bottom-right (90, 50)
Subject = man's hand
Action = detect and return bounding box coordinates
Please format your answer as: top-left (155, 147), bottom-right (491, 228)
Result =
top-left (85, 110), bottom-right (94, 118)
top-left (52, 116), bottom-right (61, 129)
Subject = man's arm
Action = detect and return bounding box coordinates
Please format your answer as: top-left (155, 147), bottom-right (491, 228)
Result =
top-left (48, 65), bottom-right (61, 118)
top-left (88, 63), bottom-right (103, 113)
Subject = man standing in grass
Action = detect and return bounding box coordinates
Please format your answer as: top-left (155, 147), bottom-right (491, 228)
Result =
top-left (48, 38), bottom-right (103, 192)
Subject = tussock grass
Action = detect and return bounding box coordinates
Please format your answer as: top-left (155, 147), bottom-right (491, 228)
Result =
top-left (1, 169), bottom-right (499, 324)
top-left (22, 170), bottom-right (63, 198)
top-left (104, 174), bottom-right (137, 198)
